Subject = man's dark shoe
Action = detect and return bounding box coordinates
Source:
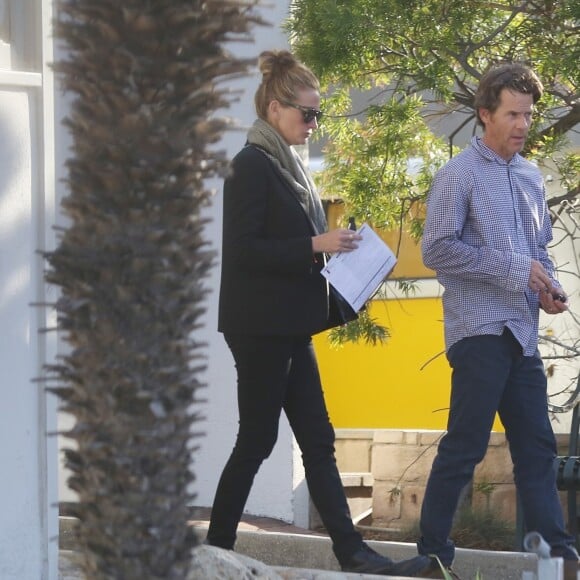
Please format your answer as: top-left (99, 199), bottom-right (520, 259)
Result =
top-left (341, 544), bottom-right (432, 576)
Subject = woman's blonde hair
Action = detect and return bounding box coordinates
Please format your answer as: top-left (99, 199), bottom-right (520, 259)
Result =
top-left (254, 50), bottom-right (319, 120)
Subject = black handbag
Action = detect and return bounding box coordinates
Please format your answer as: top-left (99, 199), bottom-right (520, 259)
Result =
top-left (327, 284), bottom-right (359, 328)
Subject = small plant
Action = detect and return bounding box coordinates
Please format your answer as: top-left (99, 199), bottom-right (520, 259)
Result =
top-left (452, 505), bottom-right (516, 552)
top-left (429, 554), bottom-right (483, 579)
top-left (388, 485), bottom-right (401, 503)
top-left (474, 481), bottom-right (496, 513)
top-left (428, 555), bottom-right (454, 579)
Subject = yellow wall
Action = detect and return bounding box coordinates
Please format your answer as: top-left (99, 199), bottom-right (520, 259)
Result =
top-left (314, 295), bottom-right (504, 431)
top-left (319, 202), bottom-right (506, 431)
top-left (325, 200), bottom-right (433, 279)
top-left (314, 296), bottom-right (450, 429)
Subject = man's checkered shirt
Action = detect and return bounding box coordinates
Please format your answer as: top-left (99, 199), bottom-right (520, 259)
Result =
top-left (422, 136), bottom-right (558, 356)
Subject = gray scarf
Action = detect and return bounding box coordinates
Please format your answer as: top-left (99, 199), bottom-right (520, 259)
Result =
top-left (246, 118), bottom-right (327, 235)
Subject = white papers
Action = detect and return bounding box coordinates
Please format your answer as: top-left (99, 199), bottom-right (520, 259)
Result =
top-left (321, 223), bottom-right (397, 312)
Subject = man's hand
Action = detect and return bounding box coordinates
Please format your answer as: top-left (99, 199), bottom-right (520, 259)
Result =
top-left (529, 259), bottom-right (568, 314)
top-left (528, 260), bottom-right (554, 295)
top-left (539, 288), bottom-right (568, 315)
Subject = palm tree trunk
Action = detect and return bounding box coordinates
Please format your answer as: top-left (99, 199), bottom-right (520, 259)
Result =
top-left (46, 1), bottom-right (263, 577)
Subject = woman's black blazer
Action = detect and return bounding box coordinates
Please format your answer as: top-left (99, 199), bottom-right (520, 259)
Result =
top-left (218, 144), bottom-right (331, 336)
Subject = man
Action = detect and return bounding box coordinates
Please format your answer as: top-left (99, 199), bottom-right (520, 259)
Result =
top-left (418, 62), bottom-right (579, 579)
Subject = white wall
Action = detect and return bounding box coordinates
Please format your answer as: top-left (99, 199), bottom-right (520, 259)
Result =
top-left (0, 87), bottom-right (46, 580)
top-left (194, 1), bottom-right (310, 525)
top-left (0, 2), bottom-right (58, 579)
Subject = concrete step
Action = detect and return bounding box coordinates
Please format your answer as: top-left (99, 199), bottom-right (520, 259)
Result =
top-left (60, 517), bottom-right (538, 579)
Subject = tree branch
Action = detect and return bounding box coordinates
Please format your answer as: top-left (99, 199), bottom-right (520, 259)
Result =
top-left (548, 185), bottom-right (580, 208)
top-left (540, 104), bottom-right (580, 140)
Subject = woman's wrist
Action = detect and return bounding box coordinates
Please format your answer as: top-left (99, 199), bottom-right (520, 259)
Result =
top-left (311, 235), bottom-right (319, 254)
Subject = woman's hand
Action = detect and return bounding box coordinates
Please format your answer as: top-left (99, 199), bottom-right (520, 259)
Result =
top-left (312, 229), bottom-right (362, 254)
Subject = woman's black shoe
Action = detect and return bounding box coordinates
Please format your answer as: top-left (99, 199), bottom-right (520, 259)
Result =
top-left (341, 544), bottom-right (432, 576)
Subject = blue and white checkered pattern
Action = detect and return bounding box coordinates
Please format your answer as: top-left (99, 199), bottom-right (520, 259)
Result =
top-left (422, 136), bottom-right (558, 356)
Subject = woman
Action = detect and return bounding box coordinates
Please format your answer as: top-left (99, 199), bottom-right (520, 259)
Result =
top-left (206, 49), bottom-right (430, 577)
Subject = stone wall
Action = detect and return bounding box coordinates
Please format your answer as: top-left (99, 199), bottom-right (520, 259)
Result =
top-left (334, 429), bottom-right (571, 530)
top-left (371, 430), bottom-right (441, 527)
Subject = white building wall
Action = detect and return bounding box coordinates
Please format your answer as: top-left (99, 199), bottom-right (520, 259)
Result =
top-left (0, 87), bottom-right (45, 580)
top-left (195, 1), bottom-right (310, 526)
top-left (0, 1), bottom-right (58, 578)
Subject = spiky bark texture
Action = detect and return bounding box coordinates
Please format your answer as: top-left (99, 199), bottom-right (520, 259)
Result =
top-left (46, 1), bottom-right (263, 578)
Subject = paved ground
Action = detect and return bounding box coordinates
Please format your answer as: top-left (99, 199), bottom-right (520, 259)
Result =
top-left (190, 506), bottom-right (328, 539)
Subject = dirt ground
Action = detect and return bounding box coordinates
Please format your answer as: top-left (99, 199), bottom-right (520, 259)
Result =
top-left (349, 510), bottom-right (518, 553)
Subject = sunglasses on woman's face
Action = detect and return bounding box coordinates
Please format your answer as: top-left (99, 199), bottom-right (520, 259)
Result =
top-left (281, 101), bottom-right (323, 124)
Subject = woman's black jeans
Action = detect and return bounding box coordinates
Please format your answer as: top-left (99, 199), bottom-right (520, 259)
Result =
top-left (206, 333), bottom-right (362, 563)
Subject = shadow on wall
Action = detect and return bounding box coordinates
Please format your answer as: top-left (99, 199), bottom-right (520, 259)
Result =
top-left (0, 89), bottom-right (36, 389)
top-left (0, 85), bottom-right (52, 574)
